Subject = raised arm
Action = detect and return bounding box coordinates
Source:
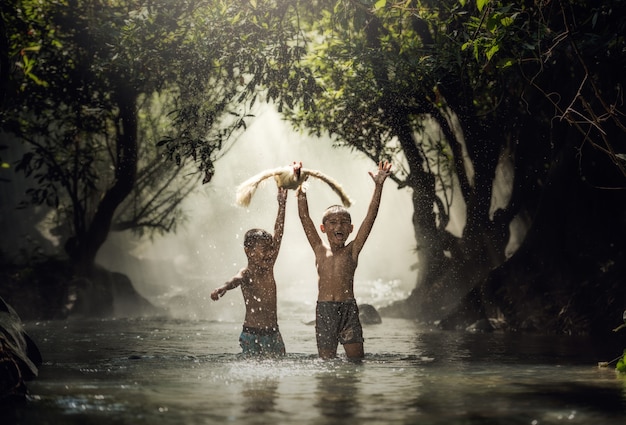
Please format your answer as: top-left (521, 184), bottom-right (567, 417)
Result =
top-left (297, 185), bottom-right (324, 251)
top-left (272, 187), bottom-right (288, 259)
top-left (351, 161), bottom-right (392, 258)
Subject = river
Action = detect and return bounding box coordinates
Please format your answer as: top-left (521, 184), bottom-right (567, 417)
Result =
top-left (4, 316), bottom-right (626, 424)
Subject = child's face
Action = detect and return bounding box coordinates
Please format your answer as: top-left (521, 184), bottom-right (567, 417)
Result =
top-left (321, 212), bottom-right (353, 246)
top-left (245, 241), bottom-right (274, 270)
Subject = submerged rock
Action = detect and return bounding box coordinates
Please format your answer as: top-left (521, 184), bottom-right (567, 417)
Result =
top-left (0, 297), bottom-right (42, 402)
top-left (359, 304), bottom-right (382, 325)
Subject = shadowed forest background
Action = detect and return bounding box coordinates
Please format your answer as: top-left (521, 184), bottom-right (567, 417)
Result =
top-left (1, 0), bottom-right (625, 336)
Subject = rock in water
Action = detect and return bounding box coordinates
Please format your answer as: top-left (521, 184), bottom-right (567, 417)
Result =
top-left (0, 297), bottom-right (42, 401)
top-left (359, 304), bottom-right (382, 325)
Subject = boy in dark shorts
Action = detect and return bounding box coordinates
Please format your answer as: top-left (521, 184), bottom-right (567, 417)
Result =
top-left (297, 161), bottom-right (392, 360)
top-left (210, 187), bottom-right (287, 357)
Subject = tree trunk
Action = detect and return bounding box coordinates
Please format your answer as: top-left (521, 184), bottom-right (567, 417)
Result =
top-left (483, 128), bottom-right (626, 335)
top-left (67, 85), bottom-right (138, 274)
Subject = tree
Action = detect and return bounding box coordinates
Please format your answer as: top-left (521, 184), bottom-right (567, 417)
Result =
top-left (1, 0), bottom-right (312, 317)
top-left (2, 0), bottom-right (289, 274)
top-left (261, 0), bottom-right (518, 319)
top-left (218, 0), bottom-right (626, 333)
top-left (456, 0), bottom-right (626, 333)
top-left (11, 0), bottom-right (621, 330)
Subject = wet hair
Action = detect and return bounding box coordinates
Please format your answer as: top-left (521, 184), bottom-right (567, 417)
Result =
top-left (244, 228), bottom-right (273, 248)
top-left (322, 205), bottom-right (351, 224)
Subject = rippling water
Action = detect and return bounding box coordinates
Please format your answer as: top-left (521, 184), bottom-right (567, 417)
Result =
top-left (4, 317), bottom-right (626, 424)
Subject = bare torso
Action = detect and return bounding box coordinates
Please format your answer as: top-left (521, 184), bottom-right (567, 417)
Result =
top-left (239, 267), bottom-right (278, 329)
top-left (315, 242), bottom-right (357, 301)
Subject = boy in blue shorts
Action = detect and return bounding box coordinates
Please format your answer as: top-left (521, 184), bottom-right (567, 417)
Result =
top-left (211, 187), bottom-right (287, 356)
top-left (297, 161), bottom-right (392, 360)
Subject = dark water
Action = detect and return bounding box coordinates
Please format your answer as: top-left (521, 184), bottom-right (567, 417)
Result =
top-left (4, 317), bottom-right (626, 424)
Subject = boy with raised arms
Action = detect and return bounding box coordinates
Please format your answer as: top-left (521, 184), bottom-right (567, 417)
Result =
top-left (297, 161), bottom-right (392, 360)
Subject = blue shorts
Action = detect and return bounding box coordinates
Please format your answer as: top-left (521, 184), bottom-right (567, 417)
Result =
top-left (239, 326), bottom-right (285, 356)
top-left (316, 299), bottom-right (364, 351)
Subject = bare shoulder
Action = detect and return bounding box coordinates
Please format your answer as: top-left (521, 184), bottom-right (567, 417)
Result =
top-left (313, 241), bottom-right (331, 256)
top-left (236, 267), bottom-right (253, 285)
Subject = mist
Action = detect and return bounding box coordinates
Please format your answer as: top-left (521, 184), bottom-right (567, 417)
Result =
top-left (96, 106), bottom-right (417, 322)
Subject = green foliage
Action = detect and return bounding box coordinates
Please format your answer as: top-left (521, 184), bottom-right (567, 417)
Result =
top-left (4, 1), bottom-right (204, 240)
top-left (617, 350), bottom-right (626, 373)
top-left (613, 311), bottom-right (626, 373)
top-left (268, 0), bottom-right (626, 197)
top-left (280, 1), bottom-right (446, 164)
top-left (457, 0), bottom-right (626, 177)
top-left (3, 0), bottom-right (625, 284)
top-left (155, 0), bottom-right (311, 175)
top-left (2, 0), bottom-right (304, 265)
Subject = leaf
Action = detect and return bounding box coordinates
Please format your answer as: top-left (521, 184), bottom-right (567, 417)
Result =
top-left (20, 45), bottom-right (41, 52)
top-left (26, 72), bottom-right (49, 87)
top-left (501, 16), bottom-right (514, 27)
top-left (486, 44), bottom-right (500, 61)
top-left (477, 0), bottom-right (488, 12)
top-left (617, 351), bottom-right (626, 373)
top-left (497, 57), bottom-right (516, 69)
top-left (374, 0), bottom-right (387, 10)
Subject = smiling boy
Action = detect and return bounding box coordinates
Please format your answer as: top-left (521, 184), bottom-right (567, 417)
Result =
top-left (297, 161), bottom-right (392, 360)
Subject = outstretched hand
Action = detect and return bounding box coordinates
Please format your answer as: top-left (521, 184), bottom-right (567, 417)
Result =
top-left (210, 287), bottom-right (226, 301)
top-left (368, 161), bottom-right (392, 185)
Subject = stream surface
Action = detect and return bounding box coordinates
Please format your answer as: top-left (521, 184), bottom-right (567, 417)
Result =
top-left (4, 316), bottom-right (626, 424)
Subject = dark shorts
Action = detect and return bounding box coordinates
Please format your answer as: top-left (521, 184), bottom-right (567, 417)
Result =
top-left (239, 326), bottom-right (285, 356)
top-left (316, 299), bottom-right (364, 351)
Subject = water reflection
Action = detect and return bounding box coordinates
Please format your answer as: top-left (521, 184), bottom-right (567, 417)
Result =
top-left (414, 328), bottom-right (625, 366)
top-left (408, 329), bottom-right (626, 424)
top-left (315, 365), bottom-right (361, 419)
top-left (11, 318), bottom-right (626, 425)
top-left (242, 378), bottom-right (278, 414)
